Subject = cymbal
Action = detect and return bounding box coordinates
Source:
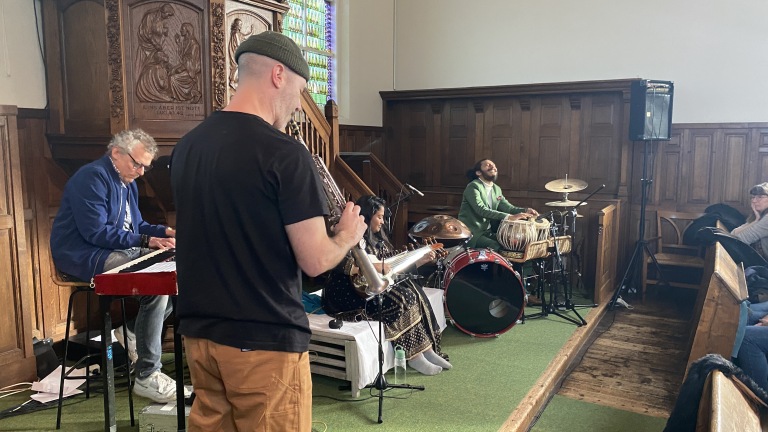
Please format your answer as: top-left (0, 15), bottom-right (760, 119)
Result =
top-left (545, 178), bottom-right (588, 193)
top-left (546, 200), bottom-right (588, 207)
top-left (410, 215), bottom-right (472, 240)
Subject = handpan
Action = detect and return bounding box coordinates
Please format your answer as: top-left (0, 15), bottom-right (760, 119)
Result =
top-left (410, 215), bottom-right (472, 240)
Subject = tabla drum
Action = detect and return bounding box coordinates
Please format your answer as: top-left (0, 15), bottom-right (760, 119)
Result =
top-left (442, 248), bottom-right (525, 337)
top-left (534, 219), bottom-right (551, 241)
top-left (497, 219), bottom-right (536, 252)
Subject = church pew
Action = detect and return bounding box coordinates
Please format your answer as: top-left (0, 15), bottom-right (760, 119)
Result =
top-left (686, 242), bottom-right (748, 373)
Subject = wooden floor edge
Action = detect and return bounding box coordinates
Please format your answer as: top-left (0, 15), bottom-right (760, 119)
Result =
top-left (498, 301), bottom-right (610, 432)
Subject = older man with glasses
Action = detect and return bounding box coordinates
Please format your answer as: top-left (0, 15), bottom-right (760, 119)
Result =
top-left (50, 128), bottom-right (186, 403)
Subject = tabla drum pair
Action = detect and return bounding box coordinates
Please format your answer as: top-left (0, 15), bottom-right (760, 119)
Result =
top-left (497, 219), bottom-right (550, 252)
top-left (441, 247), bottom-right (525, 337)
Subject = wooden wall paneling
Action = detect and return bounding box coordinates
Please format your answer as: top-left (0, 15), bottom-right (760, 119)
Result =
top-left (528, 97), bottom-right (571, 194)
top-left (753, 127), bottom-right (768, 186)
top-left (568, 96), bottom-right (583, 191)
top-left (41, 0), bottom-right (64, 135)
top-left (680, 129), bottom-right (715, 207)
top-left (17, 116), bottom-right (44, 340)
top-left (338, 125), bottom-right (384, 157)
top-left (0, 106), bottom-right (37, 387)
top-left (394, 102), bottom-right (431, 187)
top-left (484, 98), bottom-right (521, 192)
top-left (441, 100), bottom-right (476, 188)
top-left (719, 129), bottom-right (750, 205)
top-left (578, 94), bottom-right (622, 196)
top-left (616, 89), bottom-right (632, 197)
top-left (655, 135), bottom-right (683, 207)
top-left (62, 0), bottom-right (111, 136)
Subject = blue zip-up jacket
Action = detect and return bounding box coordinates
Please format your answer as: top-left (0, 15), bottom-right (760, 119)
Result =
top-left (50, 155), bottom-right (168, 282)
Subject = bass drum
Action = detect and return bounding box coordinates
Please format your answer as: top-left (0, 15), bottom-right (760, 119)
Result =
top-left (442, 248), bottom-right (525, 337)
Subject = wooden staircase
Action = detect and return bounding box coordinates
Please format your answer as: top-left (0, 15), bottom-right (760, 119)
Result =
top-left (297, 91), bottom-right (410, 245)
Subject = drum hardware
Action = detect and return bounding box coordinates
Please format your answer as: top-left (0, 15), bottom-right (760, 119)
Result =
top-left (521, 205), bottom-right (592, 326)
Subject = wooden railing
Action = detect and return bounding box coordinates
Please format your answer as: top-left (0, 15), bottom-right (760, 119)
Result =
top-left (294, 91), bottom-right (373, 203)
top-left (340, 152), bottom-right (409, 246)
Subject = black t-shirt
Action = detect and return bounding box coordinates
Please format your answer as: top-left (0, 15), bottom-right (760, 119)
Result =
top-left (170, 111), bottom-right (328, 352)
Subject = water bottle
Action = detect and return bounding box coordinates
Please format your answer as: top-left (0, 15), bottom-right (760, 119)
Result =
top-left (394, 345), bottom-right (406, 384)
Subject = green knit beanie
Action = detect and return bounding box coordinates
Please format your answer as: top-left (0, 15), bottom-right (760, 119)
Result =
top-left (234, 31), bottom-right (310, 82)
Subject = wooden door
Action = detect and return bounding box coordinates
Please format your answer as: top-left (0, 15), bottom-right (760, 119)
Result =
top-left (0, 105), bottom-right (37, 386)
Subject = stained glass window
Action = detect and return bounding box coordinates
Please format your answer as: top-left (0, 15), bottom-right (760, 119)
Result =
top-left (284, 0), bottom-right (334, 107)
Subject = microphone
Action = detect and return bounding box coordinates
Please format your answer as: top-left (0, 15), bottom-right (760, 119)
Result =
top-left (404, 183), bottom-right (425, 197)
top-left (535, 211), bottom-right (554, 222)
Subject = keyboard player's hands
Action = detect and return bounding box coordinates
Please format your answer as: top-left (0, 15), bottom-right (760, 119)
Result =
top-left (149, 236), bottom-right (176, 249)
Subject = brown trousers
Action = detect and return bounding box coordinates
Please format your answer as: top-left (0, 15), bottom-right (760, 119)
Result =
top-left (184, 337), bottom-right (312, 431)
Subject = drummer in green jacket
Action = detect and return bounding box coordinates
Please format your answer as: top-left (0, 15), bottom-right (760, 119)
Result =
top-left (458, 159), bottom-right (538, 250)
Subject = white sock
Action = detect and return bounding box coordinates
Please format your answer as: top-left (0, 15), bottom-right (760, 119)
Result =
top-left (407, 354), bottom-right (442, 376)
top-left (424, 349), bottom-right (452, 370)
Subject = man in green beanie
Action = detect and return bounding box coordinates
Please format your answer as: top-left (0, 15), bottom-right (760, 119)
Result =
top-left (170, 31), bottom-right (366, 431)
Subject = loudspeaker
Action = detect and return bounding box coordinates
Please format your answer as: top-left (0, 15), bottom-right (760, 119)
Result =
top-left (628, 80), bottom-right (674, 141)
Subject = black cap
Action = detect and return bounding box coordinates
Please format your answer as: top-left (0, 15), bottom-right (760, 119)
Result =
top-left (234, 31), bottom-right (310, 81)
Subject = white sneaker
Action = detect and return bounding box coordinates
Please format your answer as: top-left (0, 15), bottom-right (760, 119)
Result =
top-left (133, 371), bottom-right (184, 404)
top-left (113, 326), bottom-right (138, 364)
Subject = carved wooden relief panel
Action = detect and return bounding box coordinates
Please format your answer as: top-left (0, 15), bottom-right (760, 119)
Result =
top-left (124, 0), bottom-right (209, 137)
top-left (225, 5), bottom-right (272, 101)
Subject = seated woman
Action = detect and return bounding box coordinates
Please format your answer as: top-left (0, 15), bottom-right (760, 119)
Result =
top-left (731, 182), bottom-right (768, 260)
top-left (321, 195), bottom-right (452, 376)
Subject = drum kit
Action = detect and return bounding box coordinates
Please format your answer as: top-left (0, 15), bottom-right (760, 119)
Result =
top-left (409, 176), bottom-right (595, 337)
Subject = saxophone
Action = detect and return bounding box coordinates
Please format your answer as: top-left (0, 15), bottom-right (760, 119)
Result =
top-left (288, 119), bottom-right (389, 297)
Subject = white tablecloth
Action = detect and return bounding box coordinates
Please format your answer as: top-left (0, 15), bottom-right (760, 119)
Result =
top-left (307, 287), bottom-right (446, 392)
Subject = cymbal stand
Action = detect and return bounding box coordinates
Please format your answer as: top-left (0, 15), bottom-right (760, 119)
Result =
top-left (363, 246), bottom-right (424, 424)
top-left (564, 185), bottom-right (604, 310)
top-left (543, 215), bottom-right (585, 326)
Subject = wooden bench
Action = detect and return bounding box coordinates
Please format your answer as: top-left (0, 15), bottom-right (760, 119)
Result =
top-left (698, 369), bottom-right (768, 431)
top-left (686, 242), bottom-right (748, 373)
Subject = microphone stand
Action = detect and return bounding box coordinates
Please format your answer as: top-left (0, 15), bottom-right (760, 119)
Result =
top-left (364, 241), bottom-right (424, 424)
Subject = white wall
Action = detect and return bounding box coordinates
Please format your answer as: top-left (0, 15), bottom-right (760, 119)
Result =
top-left (0, 0), bottom-right (46, 109)
top-left (339, 0), bottom-right (768, 126)
top-left (4, 1), bottom-right (767, 126)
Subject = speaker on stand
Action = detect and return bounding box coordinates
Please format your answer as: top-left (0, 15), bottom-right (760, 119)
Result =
top-left (609, 79), bottom-right (674, 309)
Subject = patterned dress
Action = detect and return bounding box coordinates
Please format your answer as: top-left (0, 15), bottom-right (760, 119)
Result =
top-left (321, 234), bottom-right (447, 360)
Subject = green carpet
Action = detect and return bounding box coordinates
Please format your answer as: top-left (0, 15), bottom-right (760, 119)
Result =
top-left (0, 305), bottom-right (665, 431)
top-left (530, 395), bottom-right (668, 432)
top-left (310, 312), bottom-right (587, 431)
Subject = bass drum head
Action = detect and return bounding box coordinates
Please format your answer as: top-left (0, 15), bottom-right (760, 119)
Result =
top-left (443, 248), bottom-right (525, 337)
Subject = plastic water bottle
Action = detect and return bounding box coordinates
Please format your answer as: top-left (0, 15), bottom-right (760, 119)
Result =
top-left (394, 345), bottom-right (406, 384)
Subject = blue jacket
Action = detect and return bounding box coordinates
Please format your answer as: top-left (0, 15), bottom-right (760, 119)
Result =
top-left (50, 155), bottom-right (167, 281)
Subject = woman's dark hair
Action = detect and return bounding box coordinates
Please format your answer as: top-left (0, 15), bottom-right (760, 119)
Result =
top-left (466, 159), bottom-right (489, 182)
top-left (355, 195), bottom-right (390, 248)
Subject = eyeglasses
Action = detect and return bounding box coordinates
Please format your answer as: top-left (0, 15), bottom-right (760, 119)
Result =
top-left (751, 194), bottom-right (768, 200)
top-left (126, 152), bottom-right (153, 172)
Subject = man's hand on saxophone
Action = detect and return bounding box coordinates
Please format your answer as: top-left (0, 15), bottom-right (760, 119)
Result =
top-left (331, 201), bottom-right (368, 248)
top-left (286, 201), bottom-right (367, 278)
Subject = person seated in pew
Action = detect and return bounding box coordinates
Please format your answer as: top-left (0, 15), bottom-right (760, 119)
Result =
top-left (731, 182), bottom-right (768, 260)
top-left (735, 322), bottom-right (768, 390)
top-left (321, 195), bottom-right (452, 376)
top-left (49, 129), bottom-right (183, 403)
top-left (457, 158), bottom-right (538, 251)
